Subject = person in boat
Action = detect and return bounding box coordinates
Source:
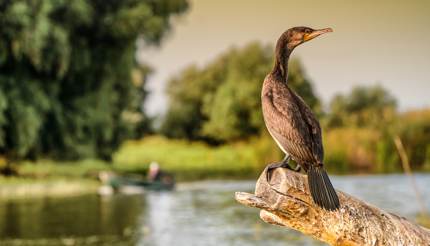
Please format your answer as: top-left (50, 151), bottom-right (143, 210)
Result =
top-left (147, 162), bottom-right (175, 187)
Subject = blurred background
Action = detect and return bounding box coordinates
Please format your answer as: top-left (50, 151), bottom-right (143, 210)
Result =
top-left (0, 0), bottom-right (429, 245)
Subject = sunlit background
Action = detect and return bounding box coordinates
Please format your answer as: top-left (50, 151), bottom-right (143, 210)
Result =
top-left (0, 0), bottom-right (429, 245)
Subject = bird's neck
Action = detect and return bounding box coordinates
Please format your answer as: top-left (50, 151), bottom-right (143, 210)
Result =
top-left (271, 49), bottom-right (292, 83)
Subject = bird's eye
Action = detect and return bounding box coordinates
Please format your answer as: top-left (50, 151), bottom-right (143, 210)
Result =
top-left (306, 29), bottom-right (312, 34)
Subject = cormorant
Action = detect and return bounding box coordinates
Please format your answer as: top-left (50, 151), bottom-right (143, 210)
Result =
top-left (262, 26), bottom-right (340, 211)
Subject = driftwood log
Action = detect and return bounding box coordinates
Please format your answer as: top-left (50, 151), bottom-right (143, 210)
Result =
top-left (235, 167), bottom-right (430, 245)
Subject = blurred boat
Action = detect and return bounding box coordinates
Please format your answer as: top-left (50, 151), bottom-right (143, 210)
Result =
top-left (108, 176), bottom-right (175, 191)
top-left (97, 171), bottom-right (175, 195)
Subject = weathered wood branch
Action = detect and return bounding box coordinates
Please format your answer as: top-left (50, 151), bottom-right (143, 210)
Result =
top-left (235, 167), bottom-right (430, 246)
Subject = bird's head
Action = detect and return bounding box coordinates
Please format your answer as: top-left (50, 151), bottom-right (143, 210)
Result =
top-left (273, 26), bottom-right (332, 79)
top-left (277, 26), bottom-right (333, 52)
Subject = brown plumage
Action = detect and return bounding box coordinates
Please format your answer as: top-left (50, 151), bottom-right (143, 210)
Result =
top-left (262, 26), bottom-right (340, 210)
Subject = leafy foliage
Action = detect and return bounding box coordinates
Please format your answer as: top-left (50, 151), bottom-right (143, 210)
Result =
top-left (323, 86), bottom-right (429, 172)
top-left (325, 85), bottom-right (397, 128)
top-left (0, 0), bottom-right (188, 161)
top-left (161, 42), bottom-right (321, 142)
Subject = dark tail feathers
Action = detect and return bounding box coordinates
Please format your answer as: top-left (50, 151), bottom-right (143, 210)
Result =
top-left (307, 165), bottom-right (340, 211)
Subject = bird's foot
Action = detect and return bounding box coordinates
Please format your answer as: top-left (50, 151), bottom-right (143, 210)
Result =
top-left (266, 160), bottom-right (293, 183)
top-left (293, 164), bottom-right (301, 172)
top-left (281, 155), bottom-right (290, 166)
top-left (283, 155), bottom-right (302, 172)
top-left (266, 162), bottom-right (284, 183)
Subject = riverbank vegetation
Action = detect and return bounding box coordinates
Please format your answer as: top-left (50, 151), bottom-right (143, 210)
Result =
top-left (8, 108), bottom-right (430, 183)
top-left (117, 108), bottom-right (430, 177)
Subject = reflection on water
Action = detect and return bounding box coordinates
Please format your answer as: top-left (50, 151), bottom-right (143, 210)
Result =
top-left (0, 175), bottom-right (429, 245)
top-left (0, 194), bottom-right (144, 245)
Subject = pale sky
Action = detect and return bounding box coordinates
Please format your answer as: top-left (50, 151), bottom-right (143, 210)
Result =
top-left (138, 0), bottom-right (430, 116)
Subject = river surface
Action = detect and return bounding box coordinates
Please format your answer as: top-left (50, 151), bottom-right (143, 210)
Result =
top-left (1, 174), bottom-right (430, 245)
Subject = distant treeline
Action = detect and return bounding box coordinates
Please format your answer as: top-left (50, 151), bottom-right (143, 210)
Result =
top-left (0, 0), bottom-right (188, 162)
top-left (161, 43), bottom-right (430, 172)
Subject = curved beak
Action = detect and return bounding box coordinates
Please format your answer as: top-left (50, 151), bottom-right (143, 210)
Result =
top-left (303, 28), bottom-right (333, 42)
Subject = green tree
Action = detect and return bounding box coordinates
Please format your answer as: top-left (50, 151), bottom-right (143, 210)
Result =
top-left (0, 0), bottom-right (188, 161)
top-left (161, 42), bottom-right (321, 142)
top-left (326, 85), bottom-right (397, 128)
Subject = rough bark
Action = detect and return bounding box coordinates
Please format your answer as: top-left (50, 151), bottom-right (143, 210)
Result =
top-left (235, 167), bottom-right (430, 246)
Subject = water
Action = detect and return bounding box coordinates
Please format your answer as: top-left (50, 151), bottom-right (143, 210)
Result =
top-left (1, 174), bottom-right (429, 246)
